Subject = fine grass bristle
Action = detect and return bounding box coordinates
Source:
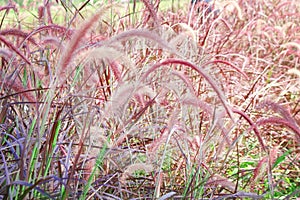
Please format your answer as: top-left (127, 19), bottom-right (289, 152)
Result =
top-left (103, 28), bottom-right (177, 55)
top-left (232, 108), bottom-right (266, 151)
top-left (0, 35), bottom-right (31, 65)
top-left (56, 4), bottom-right (112, 85)
top-left (31, 24), bottom-right (74, 38)
top-left (0, 78), bottom-right (36, 102)
top-left (257, 117), bottom-right (300, 141)
top-left (0, 29), bottom-right (38, 46)
top-left (0, 48), bottom-right (13, 62)
top-left (142, 58), bottom-right (234, 119)
top-left (140, 0), bottom-right (160, 27)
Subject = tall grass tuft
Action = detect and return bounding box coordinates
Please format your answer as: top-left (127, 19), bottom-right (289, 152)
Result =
top-left (0, 0), bottom-right (299, 199)
top-left (142, 58), bottom-right (234, 119)
top-left (56, 9), bottom-right (107, 84)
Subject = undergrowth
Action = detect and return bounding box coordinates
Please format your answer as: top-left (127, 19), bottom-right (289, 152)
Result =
top-left (0, 0), bottom-right (299, 199)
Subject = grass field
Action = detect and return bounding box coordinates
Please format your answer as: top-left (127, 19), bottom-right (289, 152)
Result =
top-left (0, 0), bottom-right (299, 199)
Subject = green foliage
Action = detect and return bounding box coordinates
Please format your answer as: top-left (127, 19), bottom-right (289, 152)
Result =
top-left (273, 150), bottom-right (291, 169)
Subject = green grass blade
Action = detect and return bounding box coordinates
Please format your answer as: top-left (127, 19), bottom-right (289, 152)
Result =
top-left (80, 142), bottom-right (108, 200)
top-left (273, 150), bottom-right (291, 169)
top-left (44, 120), bottom-right (62, 177)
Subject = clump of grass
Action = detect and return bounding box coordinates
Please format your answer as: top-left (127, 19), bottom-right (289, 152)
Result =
top-left (0, 0), bottom-right (299, 199)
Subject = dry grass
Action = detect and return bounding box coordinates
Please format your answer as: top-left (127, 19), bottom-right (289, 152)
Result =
top-left (0, 0), bottom-right (299, 199)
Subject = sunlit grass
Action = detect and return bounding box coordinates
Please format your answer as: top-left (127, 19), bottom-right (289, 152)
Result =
top-left (0, 0), bottom-right (299, 199)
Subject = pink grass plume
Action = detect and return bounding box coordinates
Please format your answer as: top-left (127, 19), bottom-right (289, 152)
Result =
top-left (142, 58), bottom-right (234, 120)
